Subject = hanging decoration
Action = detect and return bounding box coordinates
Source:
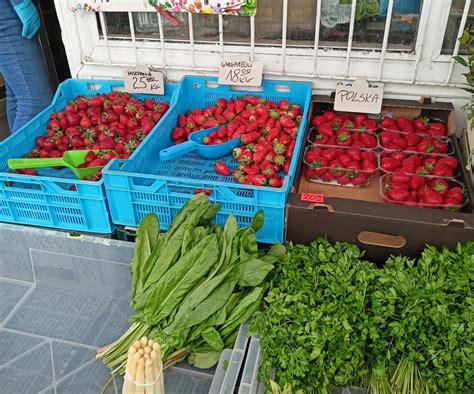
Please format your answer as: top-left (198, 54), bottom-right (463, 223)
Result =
top-left (148, 0), bottom-right (257, 16)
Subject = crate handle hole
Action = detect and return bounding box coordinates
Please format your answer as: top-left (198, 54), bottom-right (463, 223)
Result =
top-left (87, 83), bottom-right (103, 91)
top-left (112, 84), bottom-right (125, 92)
top-left (230, 85), bottom-right (263, 93)
top-left (204, 81), bottom-right (217, 89)
top-left (272, 84), bottom-right (290, 93)
top-left (358, 231), bottom-right (406, 249)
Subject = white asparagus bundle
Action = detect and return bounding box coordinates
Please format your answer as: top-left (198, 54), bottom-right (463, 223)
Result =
top-left (122, 337), bottom-right (165, 394)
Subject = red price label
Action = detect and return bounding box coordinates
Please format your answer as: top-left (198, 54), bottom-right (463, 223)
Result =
top-left (300, 193), bottom-right (324, 203)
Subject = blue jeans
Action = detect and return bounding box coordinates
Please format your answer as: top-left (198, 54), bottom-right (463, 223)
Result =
top-left (0, 0), bottom-right (53, 133)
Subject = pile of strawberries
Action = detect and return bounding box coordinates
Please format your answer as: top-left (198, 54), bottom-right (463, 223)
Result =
top-left (379, 130), bottom-right (450, 154)
top-left (304, 145), bottom-right (377, 187)
top-left (172, 96), bottom-right (302, 188)
top-left (16, 92), bottom-right (170, 180)
top-left (381, 151), bottom-right (458, 178)
top-left (309, 111), bottom-right (378, 148)
top-left (380, 115), bottom-right (447, 136)
top-left (382, 174), bottom-right (465, 207)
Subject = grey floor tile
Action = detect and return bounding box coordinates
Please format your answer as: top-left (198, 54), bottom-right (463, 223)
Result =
top-left (56, 360), bottom-right (114, 394)
top-left (51, 341), bottom-right (96, 380)
top-left (0, 247), bottom-right (34, 282)
top-left (0, 280), bottom-right (32, 323)
top-left (0, 341), bottom-right (53, 394)
top-left (0, 330), bottom-right (44, 367)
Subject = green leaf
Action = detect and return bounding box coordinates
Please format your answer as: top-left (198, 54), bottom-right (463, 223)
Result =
top-left (129, 213), bottom-right (159, 301)
top-left (251, 210), bottom-right (264, 232)
top-left (202, 327), bottom-right (224, 351)
top-left (453, 55), bottom-right (468, 67)
top-left (134, 234), bottom-right (219, 325)
top-left (459, 30), bottom-right (470, 45)
top-left (229, 258), bottom-right (274, 287)
top-left (188, 350), bottom-right (221, 369)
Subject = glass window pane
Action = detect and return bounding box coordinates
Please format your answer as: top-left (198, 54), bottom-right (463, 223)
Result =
top-left (104, 12), bottom-right (130, 37)
top-left (442, 1), bottom-right (474, 55)
top-left (162, 12), bottom-right (189, 40)
top-left (133, 12), bottom-right (159, 38)
top-left (255, 0), bottom-right (283, 44)
top-left (193, 14), bottom-right (219, 42)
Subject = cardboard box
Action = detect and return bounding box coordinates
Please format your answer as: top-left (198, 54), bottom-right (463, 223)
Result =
top-left (286, 95), bottom-right (474, 262)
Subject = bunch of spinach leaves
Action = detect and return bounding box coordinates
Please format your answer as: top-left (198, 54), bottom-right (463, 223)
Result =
top-left (99, 193), bottom-right (285, 374)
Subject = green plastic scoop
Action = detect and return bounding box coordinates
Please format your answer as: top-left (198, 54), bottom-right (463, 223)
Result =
top-left (8, 150), bottom-right (104, 180)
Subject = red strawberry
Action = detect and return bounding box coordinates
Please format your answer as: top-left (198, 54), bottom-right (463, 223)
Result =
top-left (354, 113), bottom-right (368, 125)
top-left (283, 161), bottom-right (290, 175)
top-left (338, 154), bottom-right (352, 167)
top-left (321, 148), bottom-right (338, 162)
top-left (361, 159), bottom-right (376, 172)
top-left (312, 115), bottom-right (326, 127)
top-left (414, 117), bottom-right (429, 131)
top-left (432, 163), bottom-right (453, 177)
top-left (392, 136), bottom-right (408, 150)
top-left (351, 173), bottom-right (368, 187)
top-left (437, 156), bottom-right (458, 170)
top-left (443, 197), bottom-right (461, 206)
top-left (268, 177), bottom-right (282, 188)
top-left (338, 175), bottom-right (351, 185)
top-left (359, 133), bottom-right (377, 148)
top-left (445, 186), bottom-right (463, 203)
top-left (387, 188), bottom-right (410, 202)
top-left (391, 151), bottom-right (407, 162)
top-left (381, 116), bottom-right (397, 130)
top-left (379, 131), bottom-right (393, 146)
top-left (318, 124), bottom-right (334, 137)
top-left (433, 139), bottom-right (449, 154)
top-left (361, 151), bottom-right (376, 163)
top-left (417, 139), bottom-right (434, 154)
top-left (215, 161), bottom-right (230, 176)
top-left (381, 157), bottom-right (401, 172)
top-left (346, 147), bottom-right (362, 162)
top-left (247, 174), bottom-right (267, 186)
top-left (422, 188), bottom-right (443, 205)
top-left (431, 179), bottom-right (449, 196)
top-left (408, 175), bottom-right (426, 190)
top-left (395, 116), bottom-right (411, 130)
top-left (428, 122), bottom-right (447, 136)
top-left (391, 172), bottom-right (411, 184)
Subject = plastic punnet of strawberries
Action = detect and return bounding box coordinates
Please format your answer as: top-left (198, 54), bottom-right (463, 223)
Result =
top-left (381, 173), bottom-right (466, 209)
top-left (13, 92), bottom-right (170, 181)
top-left (309, 111), bottom-right (378, 149)
top-left (171, 96), bottom-right (302, 188)
top-left (380, 115), bottom-right (447, 137)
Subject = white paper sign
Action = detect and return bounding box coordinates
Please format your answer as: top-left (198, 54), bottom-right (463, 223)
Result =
top-left (218, 57), bottom-right (263, 87)
top-left (124, 66), bottom-right (164, 95)
top-left (334, 79), bottom-right (384, 114)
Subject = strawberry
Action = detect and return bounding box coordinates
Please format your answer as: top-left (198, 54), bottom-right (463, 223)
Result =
top-left (392, 136), bottom-right (408, 150)
top-left (395, 116), bottom-right (411, 130)
top-left (381, 157), bottom-right (401, 172)
top-left (312, 115), bottom-right (326, 127)
top-left (336, 129), bottom-right (352, 146)
top-left (443, 197), bottom-right (461, 206)
top-left (268, 177), bottom-right (282, 188)
top-left (323, 111), bottom-right (336, 121)
top-left (432, 163), bottom-right (453, 177)
top-left (416, 140), bottom-right (434, 153)
top-left (431, 179), bottom-right (449, 196)
top-left (338, 154), bottom-right (352, 167)
top-left (422, 188), bottom-right (443, 205)
top-left (346, 147), bottom-right (362, 162)
top-left (433, 139), bottom-right (449, 154)
top-left (391, 172), bottom-right (411, 184)
top-left (437, 156), bottom-right (458, 171)
top-left (391, 151), bottom-right (407, 162)
top-left (408, 175), bottom-right (426, 191)
top-left (351, 173), bottom-right (368, 187)
top-left (318, 124), bottom-right (334, 137)
top-left (247, 174), bottom-right (267, 186)
top-left (359, 133), bottom-right (377, 148)
top-left (171, 128), bottom-right (185, 141)
top-left (361, 159), bottom-right (376, 172)
top-left (381, 116), bottom-right (397, 130)
top-left (401, 123), bottom-right (415, 134)
top-left (379, 131), bottom-right (393, 146)
top-left (319, 172), bottom-right (334, 182)
top-left (428, 122), bottom-right (447, 136)
top-left (388, 188), bottom-right (410, 202)
top-left (354, 113), bottom-right (368, 125)
top-left (321, 148), bottom-right (338, 162)
top-left (283, 160), bottom-right (290, 175)
top-left (361, 151), bottom-right (376, 163)
top-left (215, 161), bottom-right (230, 176)
top-left (414, 116), bottom-right (429, 131)
top-left (445, 186), bottom-right (463, 203)
top-left (338, 175), bottom-right (351, 185)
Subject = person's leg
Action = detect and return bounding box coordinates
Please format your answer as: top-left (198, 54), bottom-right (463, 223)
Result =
top-left (5, 81), bottom-right (17, 131)
top-left (0, 0), bottom-right (53, 133)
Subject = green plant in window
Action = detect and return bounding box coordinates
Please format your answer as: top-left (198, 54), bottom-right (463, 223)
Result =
top-left (339, 0), bottom-right (379, 22)
top-left (453, 29), bottom-right (474, 169)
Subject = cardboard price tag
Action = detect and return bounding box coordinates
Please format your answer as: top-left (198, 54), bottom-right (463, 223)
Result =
top-left (334, 79), bottom-right (384, 114)
top-left (300, 193), bottom-right (325, 204)
top-left (124, 66), bottom-right (164, 95)
top-left (218, 57), bottom-right (263, 87)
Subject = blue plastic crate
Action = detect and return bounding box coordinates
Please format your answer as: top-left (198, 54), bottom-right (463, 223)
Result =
top-left (103, 76), bottom-right (312, 243)
top-left (0, 78), bottom-right (177, 233)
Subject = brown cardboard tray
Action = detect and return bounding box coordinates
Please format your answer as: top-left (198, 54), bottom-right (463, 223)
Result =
top-left (286, 95), bottom-right (474, 262)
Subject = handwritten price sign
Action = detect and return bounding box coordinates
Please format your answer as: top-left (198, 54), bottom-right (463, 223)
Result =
top-left (300, 193), bottom-right (325, 204)
top-left (124, 66), bottom-right (164, 95)
top-left (218, 57), bottom-right (263, 87)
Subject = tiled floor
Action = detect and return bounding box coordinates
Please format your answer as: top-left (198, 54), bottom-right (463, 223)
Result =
top-left (0, 223), bottom-right (216, 394)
